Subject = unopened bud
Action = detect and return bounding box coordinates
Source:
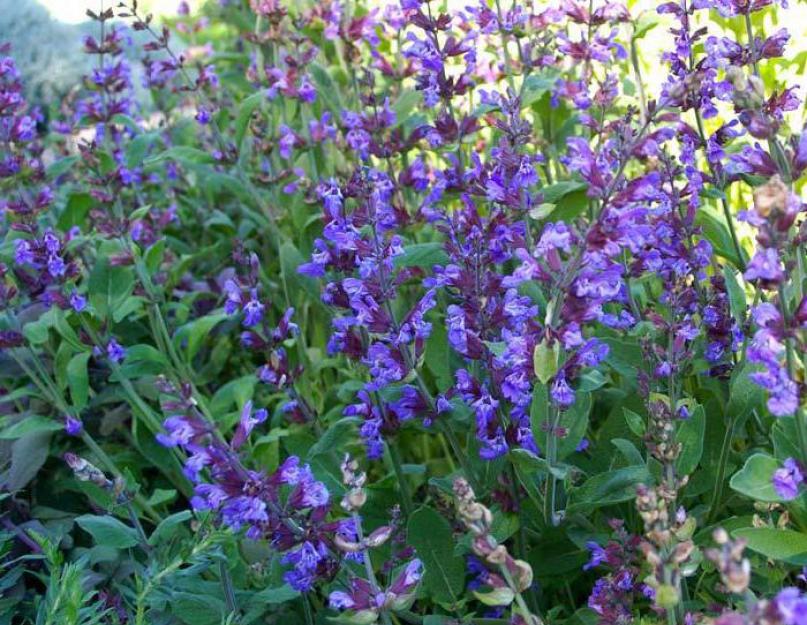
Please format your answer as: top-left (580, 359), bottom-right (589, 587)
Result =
top-left (334, 534), bottom-right (363, 553)
top-left (753, 175), bottom-right (789, 218)
top-left (366, 525), bottom-right (393, 548)
top-left (342, 488), bottom-right (367, 512)
top-left (512, 559), bottom-right (534, 593)
top-left (473, 587), bottom-right (515, 607)
top-left (64, 453), bottom-right (111, 489)
top-left (725, 559), bottom-right (751, 594)
top-left (486, 545), bottom-right (509, 565)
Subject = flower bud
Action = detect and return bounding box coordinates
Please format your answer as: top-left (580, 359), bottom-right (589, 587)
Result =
top-left (473, 587), bottom-right (515, 607)
top-left (654, 584), bottom-right (679, 609)
top-left (512, 559), bottom-right (534, 593)
top-left (64, 453), bottom-right (111, 489)
top-left (334, 534), bottom-right (363, 553)
top-left (486, 545), bottom-right (509, 565)
top-left (753, 175), bottom-right (789, 218)
top-left (366, 525), bottom-right (393, 548)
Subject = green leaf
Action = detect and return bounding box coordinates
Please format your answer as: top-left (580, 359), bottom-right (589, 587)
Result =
top-left (540, 180), bottom-right (588, 203)
top-left (392, 89), bottom-right (422, 129)
top-left (210, 375), bottom-right (257, 416)
top-left (696, 207), bottom-right (744, 268)
top-left (173, 312), bottom-right (228, 361)
top-left (280, 241), bottom-right (321, 303)
top-left (234, 92), bottom-right (265, 149)
top-left (111, 344), bottom-right (169, 380)
top-left (730, 453), bottom-right (785, 503)
top-left (623, 408), bottom-right (646, 437)
top-left (611, 439), bottom-right (645, 466)
top-left (633, 13), bottom-right (660, 39)
top-left (126, 131), bottom-right (160, 169)
top-left (147, 488), bottom-right (177, 507)
top-left (307, 417), bottom-right (359, 459)
top-left (533, 340), bottom-right (560, 385)
top-left (144, 146), bottom-right (215, 167)
top-left (4, 431), bottom-right (51, 490)
top-left (733, 527), bottom-right (807, 565)
top-left (558, 392), bottom-right (592, 459)
top-left (58, 193), bottom-right (93, 230)
top-left (87, 253), bottom-right (135, 320)
top-left (393, 243), bottom-right (449, 270)
top-left (309, 63), bottom-right (343, 114)
top-left (425, 320), bottom-right (452, 391)
top-left (0, 416), bottom-right (63, 440)
top-left (22, 308), bottom-right (57, 345)
top-left (149, 510), bottom-right (192, 545)
top-left (169, 592), bottom-right (225, 625)
top-left (510, 448), bottom-right (569, 480)
top-left (47, 156), bottom-right (79, 178)
top-left (726, 362), bottom-right (765, 421)
top-left (722, 265), bottom-right (747, 326)
top-left (675, 405), bottom-right (705, 476)
top-left (407, 507), bottom-right (465, 605)
top-left (67, 352), bottom-right (92, 410)
top-left (245, 584), bottom-right (300, 606)
top-left (568, 465), bottom-right (651, 512)
top-left (75, 514), bottom-right (140, 549)
top-left (521, 70), bottom-right (560, 108)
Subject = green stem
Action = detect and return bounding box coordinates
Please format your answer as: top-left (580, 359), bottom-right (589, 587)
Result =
top-left (500, 564), bottom-right (543, 625)
top-left (543, 405), bottom-right (561, 527)
top-left (629, 30), bottom-right (648, 124)
top-left (706, 415), bottom-right (735, 525)
top-left (778, 284), bottom-right (807, 466)
top-left (220, 560), bottom-right (240, 620)
top-left (387, 441), bottom-right (414, 516)
top-left (439, 420), bottom-right (482, 494)
top-left (508, 464), bottom-right (541, 614)
top-left (302, 595), bottom-right (315, 625)
top-left (123, 497), bottom-right (153, 553)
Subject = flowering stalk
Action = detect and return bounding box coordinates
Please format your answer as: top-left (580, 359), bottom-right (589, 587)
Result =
top-left (454, 478), bottom-right (542, 625)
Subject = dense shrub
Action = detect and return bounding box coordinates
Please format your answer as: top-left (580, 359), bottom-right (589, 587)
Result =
top-left (1, 0), bottom-right (806, 624)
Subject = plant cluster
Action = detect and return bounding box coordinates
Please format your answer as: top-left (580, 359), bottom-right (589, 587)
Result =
top-left (1, 0), bottom-right (807, 624)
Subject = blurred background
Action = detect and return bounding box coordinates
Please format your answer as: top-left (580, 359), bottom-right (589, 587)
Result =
top-left (5, 0), bottom-right (807, 118)
top-left (1, 0), bottom-right (204, 102)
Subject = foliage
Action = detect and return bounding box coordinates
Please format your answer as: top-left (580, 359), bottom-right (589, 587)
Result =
top-left (1, 0), bottom-right (807, 624)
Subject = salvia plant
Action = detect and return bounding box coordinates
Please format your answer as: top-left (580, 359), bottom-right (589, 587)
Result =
top-left (1, 0), bottom-right (807, 623)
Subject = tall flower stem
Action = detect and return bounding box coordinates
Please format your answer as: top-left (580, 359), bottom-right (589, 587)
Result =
top-left (778, 284), bottom-right (807, 466)
top-left (353, 512), bottom-right (394, 625)
top-left (543, 404), bottom-right (562, 527)
top-left (692, 108), bottom-right (746, 271)
top-left (387, 440), bottom-right (414, 516)
top-left (302, 594), bottom-right (315, 625)
top-left (508, 464), bottom-right (541, 614)
top-left (707, 415), bottom-right (735, 525)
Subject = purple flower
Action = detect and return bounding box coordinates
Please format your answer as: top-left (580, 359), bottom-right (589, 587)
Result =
top-left (231, 400), bottom-right (268, 449)
top-left (195, 107), bottom-right (211, 124)
top-left (775, 587), bottom-right (807, 625)
top-left (584, 541), bottom-right (607, 571)
top-left (242, 292), bottom-right (265, 327)
top-left (773, 458), bottom-right (805, 500)
top-left (106, 339), bottom-right (126, 364)
top-left (744, 247), bottom-right (784, 285)
top-left (64, 415), bottom-right (83, 436)
top-left (70, 291), bottom-right (87, 312)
